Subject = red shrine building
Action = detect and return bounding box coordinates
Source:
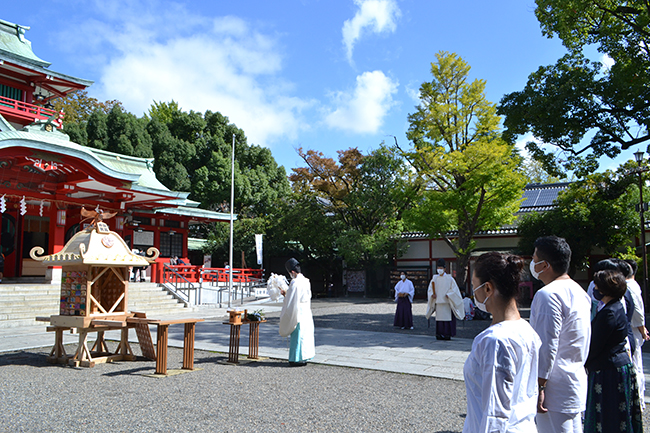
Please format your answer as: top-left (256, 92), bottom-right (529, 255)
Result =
top-left (0, 18), bottom-right (230, 282)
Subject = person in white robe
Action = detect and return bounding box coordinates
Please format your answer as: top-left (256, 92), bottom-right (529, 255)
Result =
top-left (425, 258), bottom-right (464, 340)
top-left (463, 252), bottom-right (541, 433)
top-left (529, 236), bottom-right (591, 433)
top-left (393, 271), bottom-right (415, 329)
top-left (279, 258), bottom-right (315, 366)
top-left (624, 259), bottom-right (649, 411)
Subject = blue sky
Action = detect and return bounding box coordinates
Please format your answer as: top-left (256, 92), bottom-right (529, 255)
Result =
top-left (2, 0), bottom-right (632, 173)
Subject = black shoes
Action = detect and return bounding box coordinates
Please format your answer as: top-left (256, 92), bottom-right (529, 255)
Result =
top-left (289, 361), bottom-right (307, 367)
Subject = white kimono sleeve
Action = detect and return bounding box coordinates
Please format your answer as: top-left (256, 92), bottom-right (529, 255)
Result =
top-left (279, 281), bottom-right (299, 337)
top-left (530, 290), bottom-right (562, 380)
top-left (425, 279), bottom-right (436, 320)
top-left (478, 338), bottom-right (515, 432)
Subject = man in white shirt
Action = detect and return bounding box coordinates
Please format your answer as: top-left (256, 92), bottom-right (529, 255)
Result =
top-left (529, 236), bottom-right (591, 433)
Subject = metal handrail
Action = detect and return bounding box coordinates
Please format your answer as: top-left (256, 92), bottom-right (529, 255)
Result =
top-left (162, 264), bottom-right (199, 305)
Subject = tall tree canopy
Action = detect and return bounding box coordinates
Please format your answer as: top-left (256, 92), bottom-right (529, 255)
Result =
top-left (404, 51), bottom-right (527, 289)
top-left (59, 99), bottom-right (291, 267)
top-left (498, 0), bottom-right (650, 177)
top-left (289, 144), bottom-right (418, 269)
top-left (517, 162), bottom-right (641, 273)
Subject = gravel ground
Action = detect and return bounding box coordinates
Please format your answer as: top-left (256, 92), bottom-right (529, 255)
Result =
top-left (2, 298), bottom-right (649, 432)
top-left (0, 345), bottom-right (467, 433)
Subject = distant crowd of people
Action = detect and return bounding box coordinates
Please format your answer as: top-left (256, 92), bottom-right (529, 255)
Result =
top-left (394, 235), bottom-right (645, 432)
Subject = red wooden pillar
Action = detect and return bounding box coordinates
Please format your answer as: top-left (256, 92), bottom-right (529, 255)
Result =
top-left (47, 206), bottom-right (66, 281)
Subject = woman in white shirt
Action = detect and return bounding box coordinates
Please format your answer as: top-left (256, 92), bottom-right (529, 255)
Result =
top-left (463, 252), bottom-right (541, 433)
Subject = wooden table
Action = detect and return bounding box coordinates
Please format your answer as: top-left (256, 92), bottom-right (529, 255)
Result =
top-left (222, 320), bottom-right (266, 363)
top-left (36, 316), bottom-right (137, 367)
top-left (128, 317), bottom-right (204, 375)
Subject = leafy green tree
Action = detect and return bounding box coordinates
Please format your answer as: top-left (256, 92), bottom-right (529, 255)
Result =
top-left (522, 156), bottom-right (565, 184)
top-left (404, 51), bottom-right (527, 289)
top-left (54, 90), bottom-right (124, 125)
top-left (289, 144), bottom-right (417, 269)
top-left (499, 0), bottom-right (650, 177)
top-left (517, 163), bottom-right (640, 273)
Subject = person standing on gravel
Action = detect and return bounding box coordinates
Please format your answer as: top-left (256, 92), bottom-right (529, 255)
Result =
top-left (279, 258), bottom-right (315, 367)
top-left (393, 271), bottom-right (415, 329)
top-left (529, 236), bottom-right (591, 433)
top-left (425, 258), bottom-right (463, 340)
top-left (463, 252), bottom-right (541, 432)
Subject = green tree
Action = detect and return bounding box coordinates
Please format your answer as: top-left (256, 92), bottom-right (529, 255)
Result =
top-left (404, 51), bottom-right (527, 289)
top-left (289, 144), bottom-right (417, 269)
top-left (55, 90), bottom-right (123, 124)
top-left (517, 163), bottom-right (640, 273)
top-left (498, 0), bottom-right (650, 177)
top-left (522, 156), bottom-right (565, 184)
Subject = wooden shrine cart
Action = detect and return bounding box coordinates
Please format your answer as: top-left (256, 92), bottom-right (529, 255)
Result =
top-left (31, 218), bottom-right (160, 368)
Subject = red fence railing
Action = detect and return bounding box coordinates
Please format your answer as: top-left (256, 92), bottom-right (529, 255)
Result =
top-left (0, 96), bottom-right (63, 126)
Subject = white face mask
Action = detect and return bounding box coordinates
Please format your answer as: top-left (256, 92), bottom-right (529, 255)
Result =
top-left (400, 274), bottom-right (406, 281)
top-left (473, 282), bottom-right (490, 312)
top-left (529, 259), bottom-right (546, 280)
top-left (437, 268), bottom-right (444, 275)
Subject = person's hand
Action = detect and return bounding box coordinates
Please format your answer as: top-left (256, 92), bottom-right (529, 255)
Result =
top-left (642, 326), bottom-right (650, 341)
top-left (280, 289), bottom-right (286, 296)
top-left (537, 389), bottom-right (548, 413)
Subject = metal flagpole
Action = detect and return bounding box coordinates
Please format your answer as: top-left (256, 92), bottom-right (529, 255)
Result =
top-left (228, 133), bottom-right (235, 308)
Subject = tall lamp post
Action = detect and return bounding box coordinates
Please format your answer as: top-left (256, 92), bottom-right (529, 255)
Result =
top-left (633, 150), bottom-right (649, 313)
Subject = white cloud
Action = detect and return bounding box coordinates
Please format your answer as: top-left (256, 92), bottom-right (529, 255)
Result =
top-left (600, 53), bottom-right (615, 71)
top-left (324, 70), bottom-right (398, 133)
top-left (342, 0), bottom-right (401, 64)
top-left (58, 2), bottom-right (311, 147)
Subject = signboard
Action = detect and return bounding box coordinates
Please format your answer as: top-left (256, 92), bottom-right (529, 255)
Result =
top-left (345, 270), bottom-right (366, 293)
top-left (255, 234), bottom-right (263, 265)
top-left (133, 230), bottom-right (154, 246)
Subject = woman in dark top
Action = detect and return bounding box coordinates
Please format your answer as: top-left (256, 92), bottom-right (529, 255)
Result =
top-left (584, 270), bottom-right (643, 433)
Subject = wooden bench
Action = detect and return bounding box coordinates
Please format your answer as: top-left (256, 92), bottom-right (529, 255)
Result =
top-left (127, 317), bottom-right (204, 375)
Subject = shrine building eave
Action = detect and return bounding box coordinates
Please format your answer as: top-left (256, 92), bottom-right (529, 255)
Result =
top-left (0, 131), bottom-right (140, 185)
top-left (0, 18), bottom-right (93, 95)
top-left (154, 206), bottom-right (235, 223)
top-left (0, 126), bottom-right (192, 206)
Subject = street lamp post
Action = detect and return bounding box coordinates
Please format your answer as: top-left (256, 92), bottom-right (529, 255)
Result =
top-left (634, 150), bottom-right (649, 313)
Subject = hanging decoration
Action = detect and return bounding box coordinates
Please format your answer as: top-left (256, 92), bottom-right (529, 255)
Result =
top-left (95, 204), bottom-right (101, 214)
top-left (39, 200), bottom-right (44, 217)
top-left (20, 196), bottom-right (27, 216)
top-left (0, 194), bottom-right (5, 213)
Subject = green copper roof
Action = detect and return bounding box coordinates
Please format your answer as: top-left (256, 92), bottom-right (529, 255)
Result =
top-left (0, 115), bottom-right (187, 199)
top-left (0, 19), bottom-right (49, 67)
top-left (187, 237), bottom-right (208, 251)
top-left (155, 206), bottom-right (234, 221)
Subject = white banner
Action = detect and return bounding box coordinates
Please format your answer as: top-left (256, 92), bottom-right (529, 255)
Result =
top-left (255, 234), bottom-right (263, 265)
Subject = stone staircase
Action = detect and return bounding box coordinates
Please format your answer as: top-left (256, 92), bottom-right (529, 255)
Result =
top-left (0, 281), bottom-right (194, 329)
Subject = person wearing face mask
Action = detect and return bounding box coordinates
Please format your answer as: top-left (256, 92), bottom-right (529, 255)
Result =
top-left (279, 258), bottom-right (315, 366)
top-left (463, 252), bottom-right (541, 433)
top-left (393, 271), bottom-right (415, 329)
top-left (528, 236), bottom-right (591, 433)
top-left (584, 270), bottom-right (643, 433)
top-left (425, 259), bottom-right (464, 340)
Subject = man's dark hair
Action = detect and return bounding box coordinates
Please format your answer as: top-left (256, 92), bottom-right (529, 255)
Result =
top-left (533, 236), bottom-right (571, 275)
top-left (624, 259), bottom-right (638, 277)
